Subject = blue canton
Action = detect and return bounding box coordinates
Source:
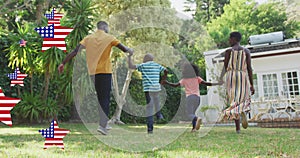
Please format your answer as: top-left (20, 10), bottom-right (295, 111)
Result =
top-left (39, 121), bottom-right (55, 138)
top-left (35, 24), bottom-right (54, 38)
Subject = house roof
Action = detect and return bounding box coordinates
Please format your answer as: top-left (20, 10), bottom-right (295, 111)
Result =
top-left (208, 38), bottom-right (300, 63)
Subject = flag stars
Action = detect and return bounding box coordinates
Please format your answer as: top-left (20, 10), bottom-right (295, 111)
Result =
top-left (19, 39), bottom-right (27, 47)
top-left (7, 68), bottom-right (28, 87)
top-left (34, 8), bottom-right (73, 52)
top-left (0, 87), bottom-right (21, 126)
top-left (39, 120), bottom-right (70, 149)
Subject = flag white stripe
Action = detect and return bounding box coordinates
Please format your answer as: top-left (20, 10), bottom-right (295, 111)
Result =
top-left (54, 35), bottom-right (69, 38)
top-left (0, 107), bottom-right (13, 110)
top-left (10, 84), bottom-right (24, 86)
top-left (43, 41), bottom-right (66, 44)
top-left (0, 114), bottom-right (11, 117)
top-left (1, 121), bottom-right (12, 125)
top-left (0, 100), bottom-right (20, 103)
top-left (17, 74), bottom-right (28, 77)
top-left (55, 29), bottom-right (73, 32)
top-left (54, 131), bottom-right (70, 134)
top-left (44, 145), bottom-right (64, 148)
top-left (54, 136), bottom-right (67, 139)
top-left (0, 94), bottom-right (4, 97)
top-left (45, 140), bottom-right (64, 144)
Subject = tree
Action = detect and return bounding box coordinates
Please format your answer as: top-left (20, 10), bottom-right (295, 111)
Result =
top-left (207, 0), bottom-right (300, 48)
top-left (5, 23), bottom-right (42, 95)
top-left (184, 0), bottom-right (229, 24)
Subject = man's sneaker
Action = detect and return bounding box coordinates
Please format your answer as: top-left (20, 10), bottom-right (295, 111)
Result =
top-left (106, 125), bottom-right (112, 130)
top-left (97, 126), bottom-right (108, 135)
top-left (195, 117), bottom-right (202, 130)
top-left (241, 112), bottom-right (248, 129)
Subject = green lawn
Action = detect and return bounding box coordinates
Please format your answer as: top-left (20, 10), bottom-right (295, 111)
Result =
top-left (0, 123), bottom-right (299, 158)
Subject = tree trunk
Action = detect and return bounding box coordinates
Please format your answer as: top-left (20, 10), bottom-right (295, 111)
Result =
top-left (43, 65), bottom-right (50, 100)
top-left (36, 0), bottom-right (52, 24)
top-left (109, 70), bottom-right (133, 125)
top-left (17, 86), bottom-right (21, 97)
top-left (30, 73), bottom-right (33, 95)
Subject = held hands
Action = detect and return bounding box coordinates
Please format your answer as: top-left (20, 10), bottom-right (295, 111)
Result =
top-left (58, 64), bottom-right (64, 74)
top-left (127, 48), bottom-right (134, 57)
top-left (218, 79), bottom-right (224, 85)
top-left (160, 80), bottom-right (167, 85)
top-left (218, 80), bottom-right (224, 85)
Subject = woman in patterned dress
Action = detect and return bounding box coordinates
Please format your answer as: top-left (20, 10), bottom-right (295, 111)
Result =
top-left (219, 32), bottom-right (255, 133)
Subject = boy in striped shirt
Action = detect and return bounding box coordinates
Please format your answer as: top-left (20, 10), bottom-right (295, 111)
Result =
top-left (128, 53), bottom-right (168, 134)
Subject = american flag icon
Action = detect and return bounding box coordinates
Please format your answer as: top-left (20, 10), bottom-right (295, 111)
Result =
top-left (0, 87), bottom-right (21, 126)
top-left (7, 68), bottom-right (28, 87)
top-left (35, 8), bottom-right (73, 52)
top-left (39, 120), bottom-right (70, 149)
top-left (19, 39), bottom-right (27, 47)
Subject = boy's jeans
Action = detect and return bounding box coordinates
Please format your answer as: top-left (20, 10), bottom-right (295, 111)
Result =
top-left (145, 92), bottom-right (162, 132)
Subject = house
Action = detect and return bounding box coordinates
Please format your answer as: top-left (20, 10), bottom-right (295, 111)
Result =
top-left (203, 32), bottom-right (300, 122)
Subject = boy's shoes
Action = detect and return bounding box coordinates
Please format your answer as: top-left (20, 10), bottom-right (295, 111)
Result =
top-left (148, 131), bottom-right (153, 134)
top-left (97, 126), bottom-right (108, 135)
top-left (156, 118), bottom-right (166, 124)
top-left (195, 117), bottom-right (202, 130)
top-left (241, 112), bottom-right (248, 129)
top-left (157, 114), bottom-right (164, 120)
top-left (236, 130), bottom-right (240, 134)
top-left (156, 114), bottom-right (166, 124)
top-left (191, 129), bottom-right (197, 133)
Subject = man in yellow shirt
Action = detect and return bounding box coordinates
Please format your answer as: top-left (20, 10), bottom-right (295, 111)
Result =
top-left (58, 21), bottom-right (133, 135)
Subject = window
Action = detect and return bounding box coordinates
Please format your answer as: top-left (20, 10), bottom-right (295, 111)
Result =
top-left (282, 71), bottom-right (299, 98)
top-left (262, 73), bottom-right (279, 100)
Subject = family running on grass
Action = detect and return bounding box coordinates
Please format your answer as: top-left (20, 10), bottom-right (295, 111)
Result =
top-left (58, 21), bottom-right (255, 135)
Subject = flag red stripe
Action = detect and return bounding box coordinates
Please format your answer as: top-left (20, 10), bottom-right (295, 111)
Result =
top-left (44, 143), bottom-right (64, 146)
top-left (54, 128), bottom-right (69, 131)
top-left (53, 133), bottom-right (69, 136)
top-left (0, 103), bottom-right (19, 107)
top-left (54, 26), bottom-right (72, 29)
top-left (48, 22), bottom-right (60, 24)
top-left (0, 97), bottom-right (21, 101)
top-left (42, 44), bottom-right (66, 47)
top-left (54, 32), bottom-right (72, 35)
top-left (44, 138), bottom-right (64, 141)
top-left (48, 19), bottom-right (60, 22)
top-left (41, 50), bottom-right (67, 52)
top-left (0, 118), bottom-right (12, 121)
top-left (43, 38), bottom-right (67, 41)
top-left (0, 111), bottom-right (11, 114)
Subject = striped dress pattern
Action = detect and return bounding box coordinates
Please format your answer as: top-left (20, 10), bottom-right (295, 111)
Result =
top-left (223, 49), bottom-right (251, 120)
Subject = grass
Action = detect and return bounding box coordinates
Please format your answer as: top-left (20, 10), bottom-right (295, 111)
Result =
top-left (0, 123), bottom-right (299, 158)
